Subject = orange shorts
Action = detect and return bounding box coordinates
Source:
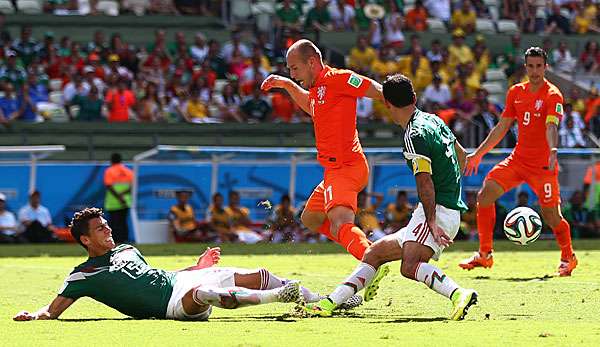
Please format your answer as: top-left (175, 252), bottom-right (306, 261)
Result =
top-left (305, 159), bottom-right (369, 213)
top-left (485, 156), bottom-right (561, 207)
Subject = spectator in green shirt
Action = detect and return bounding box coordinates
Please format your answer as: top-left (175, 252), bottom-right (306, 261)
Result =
top-left (564, 190), bottom-right (598, 239)
top-left (241, 86), bottom-right (272, 123)
top-left (304, 0), bottom-right (333, 32)
top-left (70, 86), bottom-right (104, 121)
top-left (276, 0), bottom-right (302, 31)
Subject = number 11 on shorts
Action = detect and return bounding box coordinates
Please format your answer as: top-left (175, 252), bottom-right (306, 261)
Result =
top-left (325, 185), bottom-right (333, 204)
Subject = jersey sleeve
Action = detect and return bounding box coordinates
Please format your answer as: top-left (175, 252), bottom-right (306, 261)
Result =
top-left (332, 71), bottom-right (372, 98)
top-left (501, 86), bottom-right (517, 119)
top-left (545, 91), bottom-right (564, 125)
top-left (404, 130), bottom-right (432, 175)
top-left (57, 273), bottom-right (88, 299)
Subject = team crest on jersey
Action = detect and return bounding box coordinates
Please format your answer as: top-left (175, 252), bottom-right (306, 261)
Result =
top-left (317, 86), bottom-right (326, 100)
top-left (535, 99), bottom-right (543, 111)
top-left (555, 103), bottom-right (563, 115)
top-left (347, 74), bottom-right (363, 88)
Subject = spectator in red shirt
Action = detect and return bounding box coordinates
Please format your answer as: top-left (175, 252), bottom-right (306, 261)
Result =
top-left (105, 78), bottom-right (136, 122)
top-left (405, 0), bottom-right (429, 32)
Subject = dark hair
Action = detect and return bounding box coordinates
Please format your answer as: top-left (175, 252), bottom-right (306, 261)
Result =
top-left (382, 74), bottom-right (416, 108)
top-left (281, 194), bottom-right (291, 203)
top-left (213, 192), bottom-right (223, 200)
top-left (111, 153), bottom-right (122, 164)
top-left (70, 207), bottom-right (104, 249)
top-left (229, 190), bottom-right (239, 198)
top-left (518, 191), bottom-right (529, 199)
top-left (397, 190), bottom-right (407, 198)
top-left (524, 46), bottom-right (547, 64)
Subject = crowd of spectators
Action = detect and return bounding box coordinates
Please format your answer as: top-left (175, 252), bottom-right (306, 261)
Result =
top-left (0, 1), bottom-right (599, 144)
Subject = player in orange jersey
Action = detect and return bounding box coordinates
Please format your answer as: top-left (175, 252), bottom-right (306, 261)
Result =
top-left (261, 39), bottom-right (383, 262)
top-left (459, 47), bottom-right (577, 276)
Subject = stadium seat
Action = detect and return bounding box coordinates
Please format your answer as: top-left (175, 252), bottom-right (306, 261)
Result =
top-left (96, 0), bottom-right (119, 16)
top-left (231, 0), bottom-right (252, 20)
top-left (16, 0), bottom-right (42, 14)
top-left (426, 18), bottom-right (447, 33)
top-left (0, 0), bottom-right (15, 14)
top-left (497, 20), bottom-right (519, 34)
top-left (483, 0), bottom-right (499, 6)
top-left (485, 68), bottom-right (505, 81)
top-left (488, 6), bottom-right (499, 21)
top-left (49, 79), bottom-right (63, 92)
top-left (481, 81), bottom-right (504, 95)
top-left (475, 19), bottom-right (496, 34)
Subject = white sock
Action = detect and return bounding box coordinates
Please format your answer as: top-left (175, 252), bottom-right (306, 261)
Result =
top-left (258, 268), bottom-right (320, 302)
top-left (192, 286), bottom-right (280, 309)
top-left (415, 262), bottom-right (460, 299)
top-left (329, 262), bottom-right (376, 305)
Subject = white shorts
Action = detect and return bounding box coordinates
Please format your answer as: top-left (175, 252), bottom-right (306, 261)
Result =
top-left (392, 203), bottom-right (460, 261)
top-left (165, 267), bottom-right (248, 320)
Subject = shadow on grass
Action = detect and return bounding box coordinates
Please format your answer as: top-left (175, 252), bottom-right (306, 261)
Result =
top-left (209, 315), bottom-right (299, 323)
top-left (59, 318), bottom-right (135, 322)
top-left (474, 275), bottom-right (554, 282)
top-left (368, 316), bottom-right (447, 323)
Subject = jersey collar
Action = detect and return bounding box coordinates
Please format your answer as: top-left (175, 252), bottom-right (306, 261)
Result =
top-left (314, 65), bottom-right (331, 87)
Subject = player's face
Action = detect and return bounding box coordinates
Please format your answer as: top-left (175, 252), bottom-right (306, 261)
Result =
top-left (287, 51), bottom-right (314, 88)
top-left (524, 56), bottom-right (546, 84)
top-left (83, 217), bottom-right (115, 252)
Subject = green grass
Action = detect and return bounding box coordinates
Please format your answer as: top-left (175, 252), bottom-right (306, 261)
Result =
top-left (2, 240), bottom-right (600, 346)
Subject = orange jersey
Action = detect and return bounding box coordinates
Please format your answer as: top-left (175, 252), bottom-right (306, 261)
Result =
top-left (502, 79), bottom-right (564, 168)
top-left (309, 65), bottom-right (371, 168)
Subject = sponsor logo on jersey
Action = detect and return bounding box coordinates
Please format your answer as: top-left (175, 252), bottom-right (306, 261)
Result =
top-left (347, 74), bottom-right (363, 88)
top-left (535, 99), bottom-right (543, 110)
top-left (555, 103), bottom-right (563, 115)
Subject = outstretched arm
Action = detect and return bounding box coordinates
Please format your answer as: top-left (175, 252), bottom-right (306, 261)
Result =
top-left (363, 79), bottom-right (384, 101)
top-left (13, 295), bottom-right (74, 321)
top-left (179, 247), bottom-right (221, 272)
top-left (454, 140), bottom-right (467, 172)
top-left (261, 75), bottom-right (311, 115)
top-left (464, 117), bottom-right (514, 176)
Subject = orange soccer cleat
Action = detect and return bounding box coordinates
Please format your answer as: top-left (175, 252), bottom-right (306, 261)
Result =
top-left (558, 254), bottom-right (578, 277)
top-left (459, 252), bottom-right (494, 270)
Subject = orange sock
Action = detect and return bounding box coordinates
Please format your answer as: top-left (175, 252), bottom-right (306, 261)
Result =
top-left (317, 219), bottom-right (337, 242)
top-left (477, 203), bottom-right (495, 254)
top-left (337, 223), bottom-right (371, 260)
top-left (552, 219), bottom-right (574, 259)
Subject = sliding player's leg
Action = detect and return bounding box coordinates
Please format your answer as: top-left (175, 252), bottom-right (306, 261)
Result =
top-left (302, 234), bottom-right (401, 316)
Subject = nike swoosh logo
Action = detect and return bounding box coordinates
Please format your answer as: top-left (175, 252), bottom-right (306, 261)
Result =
top-left (515, 100), bottom-right (524, 104)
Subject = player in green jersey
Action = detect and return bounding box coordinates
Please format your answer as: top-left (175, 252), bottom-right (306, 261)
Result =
top-left (13, 208), bottom-right (360, 321)
top-left (303, 74), bottom-right (478, 320)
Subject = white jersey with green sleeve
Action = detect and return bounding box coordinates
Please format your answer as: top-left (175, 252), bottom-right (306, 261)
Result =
top-left (58, 244), bottom-right (177, 318)
top-left (403, 109), bottom-right (468, 212)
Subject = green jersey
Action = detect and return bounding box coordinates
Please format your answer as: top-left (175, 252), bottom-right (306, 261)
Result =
top-left (403, 109), bottom-right (468, 212)
top-left (58, 244), bottom-right (176, 319)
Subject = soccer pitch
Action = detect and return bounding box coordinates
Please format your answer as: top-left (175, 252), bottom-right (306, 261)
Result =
top-left (2, 241), bottom-right (600, 347)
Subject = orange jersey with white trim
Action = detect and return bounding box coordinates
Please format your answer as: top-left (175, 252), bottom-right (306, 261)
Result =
top-left (501, 79), bottom-right (564, 168)
top-left (309, 65), bottom-right (371, 168)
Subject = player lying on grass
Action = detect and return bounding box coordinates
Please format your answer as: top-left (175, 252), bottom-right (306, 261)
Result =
top-left (13, 207), bottom-right (360, 321)
top-left (303, 74), bottom-right (478, 320)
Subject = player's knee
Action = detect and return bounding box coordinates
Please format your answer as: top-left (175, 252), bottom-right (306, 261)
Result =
top-left (541, 209), bottom-right (561, 229)
top-left (362, 245), bottom-right (383, 267)
top-left (300, 210), bottom-right (322, 231)
top-left (400, 260), bottom-right (418, 280)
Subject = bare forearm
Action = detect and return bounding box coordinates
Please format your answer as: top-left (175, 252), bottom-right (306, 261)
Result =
top-left (454, 140), bottom-right (467, 171)
top-left (284, 83), bottom-right (311, 114)
top-left (415, 173), bottom-right (436, 224)
top-left (474, 119), bottom-right (512, 156)
top-left (546, 124), bottom-right (558, 150)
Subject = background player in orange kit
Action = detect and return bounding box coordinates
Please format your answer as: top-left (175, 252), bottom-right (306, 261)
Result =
top-left (261, 39), bottom-right (383, 262)
top-left (459, 47), bottom-right (577, 276)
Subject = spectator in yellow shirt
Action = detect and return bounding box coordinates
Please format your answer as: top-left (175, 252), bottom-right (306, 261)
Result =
top-left (448, 29), bottom-right (474, 70)
top-left (348, 35), bottom-right (378, 74)
top-left (207, 192), bottom-right (234, 243)
top-left (384, 190), bottom-right (413, 233)
top-left (184, 88), bottom-right (212, 123)
top-left (226, 191), bottom-right (263, 244)
top-left (168, 190), bottom-right (207, 242)
top-left (472, 35), bottom-right (491, 76)
top-left (451, 0), bottom-right (477, 34)
top-left (430, 60), bottom-right (451, 85)
top-left (370, 46), bottom-right (399, 80)
top-left (356, 191), bottom-right (385, 241)
top-left (399, 46), bottom-right (432, 93)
